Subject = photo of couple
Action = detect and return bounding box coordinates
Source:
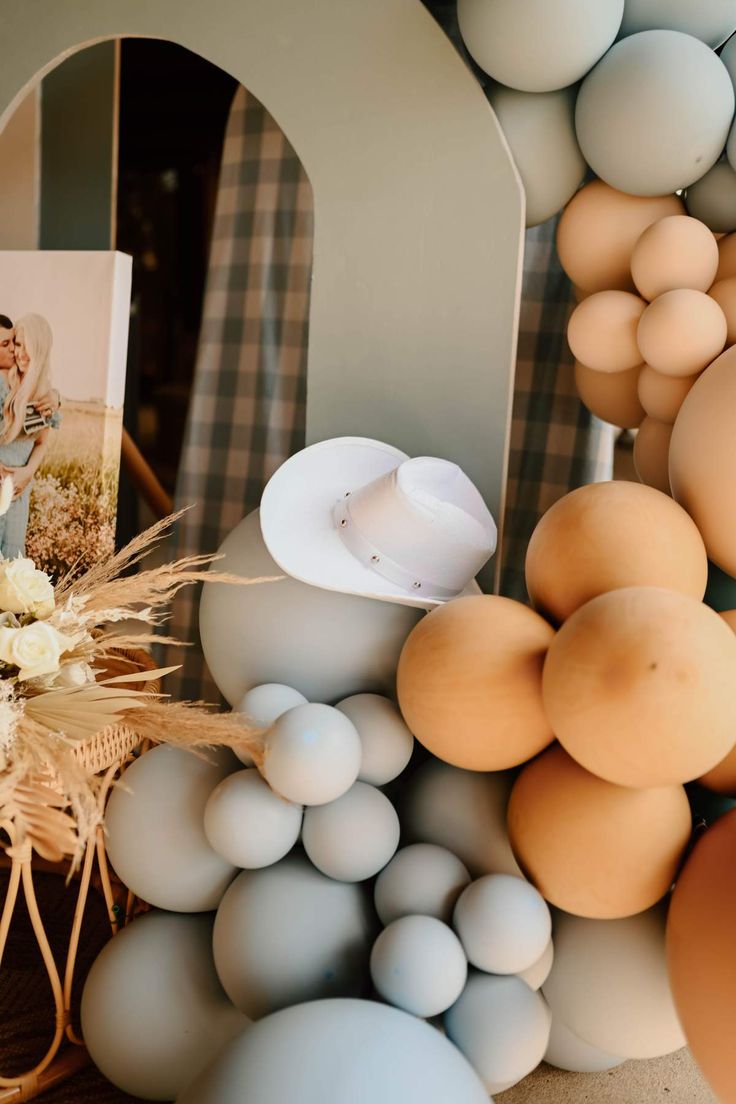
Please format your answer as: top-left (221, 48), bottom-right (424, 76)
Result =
top-left (0, 312), bottom-right (62, 560)
top-left (0, 251), bottom-right (131, 580)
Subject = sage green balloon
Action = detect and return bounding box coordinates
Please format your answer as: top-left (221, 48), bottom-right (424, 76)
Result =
top-left (199, 510), bottom-right (422, 706)
top-left (487, 83), bottom-right (586, 227)
top-left (178, 999), bottom-right (489, 1104)
top-left (576, 30), bottom-right (734, 196)
top-left (619, 0), bottom-right (736, 47)
top-left (457, 0), bottom-right (623, 92)
top-left (686, 160), bottom-right (736, 232)
top-left (105, 745), bottom-right (238, 913)
top-left (81, 911), bottom-right (248, 1101)
top-left (212, 853), bottom-right (376, 1018)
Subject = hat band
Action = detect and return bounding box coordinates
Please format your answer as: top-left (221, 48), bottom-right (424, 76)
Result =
top-left (332, 497), bottom-right (463, 600)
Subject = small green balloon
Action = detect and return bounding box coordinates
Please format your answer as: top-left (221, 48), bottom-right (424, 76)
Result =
top-left (704, 560), bottom-right (736, 613)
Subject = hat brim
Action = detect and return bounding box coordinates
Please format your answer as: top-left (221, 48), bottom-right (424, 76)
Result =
top-left (260, 437), bottom-right (483, 610)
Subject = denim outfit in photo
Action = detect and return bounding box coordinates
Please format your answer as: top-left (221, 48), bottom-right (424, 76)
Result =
top-left (0, 375), bottom-right (60, 559)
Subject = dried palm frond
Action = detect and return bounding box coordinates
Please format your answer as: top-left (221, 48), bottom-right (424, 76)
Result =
top-left (1, 777), bottom-right (80, 862)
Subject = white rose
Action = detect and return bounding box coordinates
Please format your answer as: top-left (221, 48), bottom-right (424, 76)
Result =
top-left (0, 622), bottom-right (74, 681)
top-left (0, 558), bottom-right (55, 619)
top-left (52, 661), bottom-right (96, 688)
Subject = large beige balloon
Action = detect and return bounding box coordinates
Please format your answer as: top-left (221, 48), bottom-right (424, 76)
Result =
top-left (633, 415), bottom-right (673, 494)
top-left (557, 181), bottom-right (685, 292)
top-left (81, 912), bottom-right (248, 1101)
top-left (200, 510), bottom-right (422, 705)
top-left (637, 365), bottom-right (697, 424)
top-left (670, 344), bottom-right (736, 575)
top-left (543, 586), bottom-right (736, 787)
top-left (574, 361), bottom-right (644, 428)
top-left (637, 289), bottom-right (727, 376)
top-left (544, 907), bottom-right (686, 1059)
top-left (630, 214), bottom-right (719, 300)
top-left (667, 809), bottom-right (736, 1103)
top-left (507, 745), bottom-right (691, 919)
top-left (401, 759), bottom-right (523, 878)
top-left (397, 595), bottom-right (554, 771)
top-left (525, 480), bottom-right (708, 625)
top-left (567, 291), bottom-right (646, 372)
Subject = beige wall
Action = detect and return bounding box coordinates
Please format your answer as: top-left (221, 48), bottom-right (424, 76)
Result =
top-left (0, 87), bottom-right (39, 249)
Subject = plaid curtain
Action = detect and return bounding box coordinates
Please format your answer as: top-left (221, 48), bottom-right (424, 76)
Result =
top-left (501, 220), bottom-right (615, 600)
top-left (165, 88), bottom-right (614, 702)
top-left (165, 86), bottom-right (313, 701)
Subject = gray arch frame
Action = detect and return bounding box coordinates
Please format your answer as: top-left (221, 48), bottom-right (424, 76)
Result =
top-left (0, 0), bottom-right (524, 587)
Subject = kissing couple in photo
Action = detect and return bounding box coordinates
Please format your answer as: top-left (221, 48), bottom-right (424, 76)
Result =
top-left (0, 313), bottom-right (61, 559)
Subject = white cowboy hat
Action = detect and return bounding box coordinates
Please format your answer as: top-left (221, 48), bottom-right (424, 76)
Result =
top-left (259, 437), bottom-right (497, 609)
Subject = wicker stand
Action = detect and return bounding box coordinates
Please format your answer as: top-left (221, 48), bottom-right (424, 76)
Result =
top-left (0, 650), bottom-right (159, 1103)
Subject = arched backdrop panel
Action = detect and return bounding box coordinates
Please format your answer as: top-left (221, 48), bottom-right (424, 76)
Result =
top-left (0, 0), bottom-right (524, 586)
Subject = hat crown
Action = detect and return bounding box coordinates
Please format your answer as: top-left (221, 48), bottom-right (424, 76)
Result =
top-left (339, 456), bottom-right (497, 595)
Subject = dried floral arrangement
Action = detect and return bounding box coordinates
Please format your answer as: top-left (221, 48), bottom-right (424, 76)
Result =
top-left (0, 491), bottom-right (275, 870)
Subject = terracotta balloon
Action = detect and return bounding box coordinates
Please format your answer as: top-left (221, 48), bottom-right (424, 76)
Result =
top-left (708, 276), bottom-right (736, 344)
top-left (556, 180), bottom-right (685, 293)
top-left (525, 480), bottom-right (707, 625)
top-left (574, 361), bottom-right (644, 428)
top-left (567, 291), bottom-right (646, 372)
top-left (507, 745), bottom-right (691, 919)
top-left (716, 231), bottom-right (736, 279)
top-left (637, 289), bottom-right (727, 376)
top-left (397, 596), bottom-right (554, 771)
top-left (633, 416), bottom-right (672, 494)
top-left (630, 214), bottom-right (719, 301)
top-left (637, 365), bottom-right (697, 424)
top-left (543, 586), bottom-right (736, 788)
top-left (670, 345), bottom-right (736, 576)
top-left (667, 809), bottom-right (736, 1103)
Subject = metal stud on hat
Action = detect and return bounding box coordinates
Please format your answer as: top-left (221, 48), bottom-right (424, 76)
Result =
top-left (260, 437), bottom-right (497, 610)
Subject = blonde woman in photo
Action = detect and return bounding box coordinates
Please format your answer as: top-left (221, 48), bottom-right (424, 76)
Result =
top-left (0, 313), bottom-right (61, 559)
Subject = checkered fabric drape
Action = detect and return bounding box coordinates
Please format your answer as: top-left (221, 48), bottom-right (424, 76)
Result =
top-left (165, 88), bottom-right (614, 702)
top-left (501, 221), bottom-right (616, 600)
top-left (165, 86), bottom-right (313, 701)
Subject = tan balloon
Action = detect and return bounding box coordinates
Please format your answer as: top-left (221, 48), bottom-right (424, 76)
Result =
top-left (507, 745), bottom-right (691, 919)
top-left (637, 289), bottom-right (727, 376)
top-left (708, 276), bottom-right (736, 345)
top-left (670, 344), bottom-right (736, 575)
top-left (543, 586), bottom-right (736, 788)
top-left (716, 231), bottom-right (736, 280)
top-left (525, 481), bottom-right (708, 625)
top-left (667, 810), bottom-right (736, 1103)
top-left (556, 180), bottom-right (684, 293)
top-left (634, 416), bottom-right (673, 494)
top-left (698, 609), bottom-right (736, 794)
top-left (567, 291), bottom-right (646, 372)
top-left (630, 215), bottom-right (719, 301)
top-left (574, 361), bottom-right (644, 428)
top-left (396, 595), bottom-right (554, 771)
top-left (637, 365), bottom-right (697, 424)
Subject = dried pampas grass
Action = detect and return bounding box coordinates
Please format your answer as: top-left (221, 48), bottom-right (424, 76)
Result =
top-left (1, 509), bottom-right (277, 869)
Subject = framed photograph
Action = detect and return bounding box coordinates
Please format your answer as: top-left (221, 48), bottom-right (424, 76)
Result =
top-left (0, 251), bottom-right (131, 578)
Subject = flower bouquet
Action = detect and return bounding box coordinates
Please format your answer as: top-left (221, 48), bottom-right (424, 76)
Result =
top-left (0, 494), bottom-right (276, 1099)
top-left (0, 496), bottom-right (273, 869)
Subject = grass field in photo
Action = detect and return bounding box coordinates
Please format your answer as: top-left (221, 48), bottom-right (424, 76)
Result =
top-left (26, 401), bottom-right (122, 579)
